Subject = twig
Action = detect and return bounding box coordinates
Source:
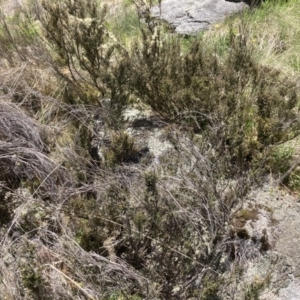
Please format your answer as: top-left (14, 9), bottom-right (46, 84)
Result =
top-left (43, 264), bottom-right (96, 300)
top-left (275, 158), bottom-right (300, 186)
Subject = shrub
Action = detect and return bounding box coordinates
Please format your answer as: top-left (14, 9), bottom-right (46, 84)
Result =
top-left (104, 131), bottom-right (136, 166)
top-left (21, 265), bottom-right (43, 292)
top-left (33, 0), bottom-right (131, 127)
top-left (27, 0), bottom-right (300, 169)
top-left (0, 0), bottom-right (299, 299)
top-left (129, 16), bottom-right (300, 169)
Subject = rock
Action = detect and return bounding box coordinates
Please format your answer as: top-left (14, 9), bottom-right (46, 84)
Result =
top-left (1, 0), bottom-right (24, 16)
top-left (238, 180), bottom-right (300, 299)
top-left (279, 280), bottom-right (300, 300)
top-left (226, 0), bottom-right (263, 6)
top-left (151, 0), bottom-right (247, 35)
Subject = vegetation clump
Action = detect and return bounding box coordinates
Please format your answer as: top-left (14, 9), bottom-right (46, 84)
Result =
top-left (0, 0), bottom-right (299, 298)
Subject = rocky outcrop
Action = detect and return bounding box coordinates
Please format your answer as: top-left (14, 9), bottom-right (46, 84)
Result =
top-left (151, 0), bottom-right (247, 35)
top-left (222, 179), bottom-right (300, 299)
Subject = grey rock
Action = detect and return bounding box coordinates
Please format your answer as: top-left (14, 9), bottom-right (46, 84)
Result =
top-left (151, 0), bottom-right (247, 35)
top-left (243, 180), bottom-right (300, 299)
top-left (279, 280), bottom-right (300, 300)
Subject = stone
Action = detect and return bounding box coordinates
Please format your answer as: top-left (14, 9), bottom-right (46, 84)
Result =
top-left (151, 0), bottom-right (247, 35)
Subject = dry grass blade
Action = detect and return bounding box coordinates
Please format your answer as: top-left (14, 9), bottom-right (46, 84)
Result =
top-left (0, 101), bottom-right (44, 150)
top-left (0, 100), bottom-right (69, 195)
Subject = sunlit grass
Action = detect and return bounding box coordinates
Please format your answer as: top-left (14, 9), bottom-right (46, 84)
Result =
top-left (104, 0), bottom-right (141, 46)
top-left (204, 0), bottom-right (300, 76)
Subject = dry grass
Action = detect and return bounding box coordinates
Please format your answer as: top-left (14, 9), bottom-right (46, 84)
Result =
top-left (207, 0), bottom-right (300, 76)
top-left (0, 188), bottom-right (147, 299)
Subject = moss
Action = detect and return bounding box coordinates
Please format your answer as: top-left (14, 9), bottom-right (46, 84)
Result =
top-left (200, 276), bottom-right (222, 300)
top-left (245, 273), bottom-right (271, 300)
top-left (232, 207), bottom-right (259, 229)
top-left (21, 265), bottom-right (43, 291)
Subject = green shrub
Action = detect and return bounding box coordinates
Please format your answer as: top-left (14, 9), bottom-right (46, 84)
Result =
top-left (267, 145), bottom-right (293, 175)
top-left (130, 18), bottom-right (300, 169)
top-left (30, 0), bottom-right (300, 169)
top-left (21, 266), bottom-right (43, 291)
top-left (104, 131), bottom-right (136, 166)
top-left (288, 167), bottom-right (300, 191)
top-left (245, 275), bottom-right (270, 300)
top-left (35, 0), bottom-right (131, 126)
top-left (200, 275), bottom-right (222, 300)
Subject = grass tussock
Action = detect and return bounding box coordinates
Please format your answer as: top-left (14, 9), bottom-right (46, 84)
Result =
top-left (0, 0), bottom-right (299, 298)
top-left (209, 0), bottom-right (300, 75)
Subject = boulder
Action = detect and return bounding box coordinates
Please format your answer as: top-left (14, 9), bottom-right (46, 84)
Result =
top-left (151, 0), bottom-right (247, 35)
